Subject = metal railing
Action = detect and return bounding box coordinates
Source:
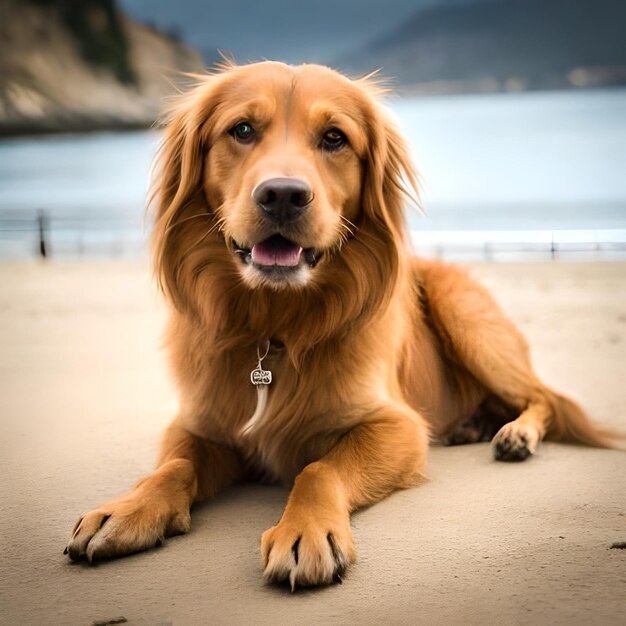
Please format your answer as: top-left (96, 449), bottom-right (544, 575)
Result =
top-left (0, 209), bottom-right (148, 259)
top-left (410, 228), bottom-right (626, 262)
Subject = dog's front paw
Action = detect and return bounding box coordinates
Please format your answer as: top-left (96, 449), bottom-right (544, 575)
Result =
top-left (65, 490), bottom-right (191, 563)
top-left (261, 513), bottom-right (355, 590)
top-left (492, 421), bottom-right (540, 461)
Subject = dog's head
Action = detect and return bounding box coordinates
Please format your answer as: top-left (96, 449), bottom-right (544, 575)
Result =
top-left (152, 61), bottom-right (418, 310)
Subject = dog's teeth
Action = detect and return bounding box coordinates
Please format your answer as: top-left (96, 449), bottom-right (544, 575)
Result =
top-left (233, 247), bottom-right (253, 264)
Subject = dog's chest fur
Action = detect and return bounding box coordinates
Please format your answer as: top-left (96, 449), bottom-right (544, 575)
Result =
top-left (174, 331), bottom-right (391, 483)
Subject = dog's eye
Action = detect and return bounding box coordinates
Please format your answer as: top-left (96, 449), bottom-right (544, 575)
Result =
top-left (321, 128), bottom-right (347, 152)
top-left (229, 121), bottom-right (256, 144)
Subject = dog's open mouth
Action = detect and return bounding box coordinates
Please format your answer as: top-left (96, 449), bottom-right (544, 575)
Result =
top-left (232, 235), bottom-right (321, 271)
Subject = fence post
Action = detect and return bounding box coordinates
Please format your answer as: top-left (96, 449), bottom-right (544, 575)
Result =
top-left (37, 209), bottom-right (49, 258)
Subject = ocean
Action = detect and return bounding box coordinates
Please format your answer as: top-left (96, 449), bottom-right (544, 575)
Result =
top-left (1, 88), bottom-right (625, 260)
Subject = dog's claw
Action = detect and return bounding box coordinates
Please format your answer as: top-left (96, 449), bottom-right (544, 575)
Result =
top-left (292, 536), bottom-right (301, 565)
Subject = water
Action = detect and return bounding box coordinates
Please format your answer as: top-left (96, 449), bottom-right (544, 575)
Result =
top-left (0, 88), bottom-right (625, 259)
top-left (392, 88), bottom-right (626, 231)
top-left (0, 130), bottom-right (160, 257)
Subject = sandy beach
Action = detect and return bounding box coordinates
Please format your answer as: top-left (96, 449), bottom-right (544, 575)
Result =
top-left (1, 259), bottom-right (625, 625)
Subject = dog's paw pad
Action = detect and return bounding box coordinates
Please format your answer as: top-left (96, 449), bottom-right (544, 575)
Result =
top-left (492, 422), bottom-right (539, 462)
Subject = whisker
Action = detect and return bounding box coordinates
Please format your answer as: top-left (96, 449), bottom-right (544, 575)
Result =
top-left (332, 222), bottom-right (352, 253)
top-left (336, 215), bottom-right (355, 247)
top-left (215, 215), bottom-right (228, 233)
top-left (338, 214), bottom-right (357, 232)
top-left (190, 209), bottom-right (228, 250)
top-left (192, 223), bottom-right (220, 249)
top-left (164, 212), bottom-right (211, 234)
top-left (338, 215), bottom-right (356, 240)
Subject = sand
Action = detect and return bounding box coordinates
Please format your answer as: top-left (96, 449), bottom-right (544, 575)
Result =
top-left (1, 260), bottom-right (625, 625)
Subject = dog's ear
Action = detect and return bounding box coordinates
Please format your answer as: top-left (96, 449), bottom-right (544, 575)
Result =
top-left (339, 90), bottom-right (421, 309)
top-left (361, 100), bottom-right (420, 245)
top-left (150, 73), bottom-right (224, 308)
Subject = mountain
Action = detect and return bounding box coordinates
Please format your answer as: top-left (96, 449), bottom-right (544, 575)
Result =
top-left (0, 0), bottom-right (204, 135)
top-left (336, 0), bottom-right (626, 94)
top-left (117, 0), bottom-right (439, 66)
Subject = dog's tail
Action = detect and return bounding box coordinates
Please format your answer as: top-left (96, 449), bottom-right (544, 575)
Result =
top-left (544, 388), bottom-right (625, 449)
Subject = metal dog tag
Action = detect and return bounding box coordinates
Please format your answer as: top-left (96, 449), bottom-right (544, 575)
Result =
top-left (250, 341), bottom-right (272, 386)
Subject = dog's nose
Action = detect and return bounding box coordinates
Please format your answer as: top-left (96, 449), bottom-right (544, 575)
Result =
top-left (252, 178), bottom-right (312, 224)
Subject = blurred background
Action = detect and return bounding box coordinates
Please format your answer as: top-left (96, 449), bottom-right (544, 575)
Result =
top-left (1, 0), bottom-right (625, 261)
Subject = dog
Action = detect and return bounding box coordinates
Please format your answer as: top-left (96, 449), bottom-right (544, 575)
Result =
top-left (65, 61), bottom-right (613, 588)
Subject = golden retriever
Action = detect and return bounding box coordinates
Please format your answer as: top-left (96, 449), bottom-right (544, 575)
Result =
top-left (65, 61), bottom-right (613, 588)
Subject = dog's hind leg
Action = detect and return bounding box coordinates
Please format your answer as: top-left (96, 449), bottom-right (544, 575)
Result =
top-left (416, 259), bottom-right (609, 460)
top-left (445, 395), bottom-right (517, 446)
top-left (65, 419), bottom-right (243, 562)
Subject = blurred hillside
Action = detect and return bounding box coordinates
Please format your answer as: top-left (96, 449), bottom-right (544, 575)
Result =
top-left (117, 0), bottom-right (431, 67)
top-left (0, 0), bottom-right (203, 136)
top-left (337, 0), bottom-right (626, 94)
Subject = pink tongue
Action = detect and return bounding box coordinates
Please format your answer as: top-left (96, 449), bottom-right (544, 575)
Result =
top-left (251, 238), bottom-right (303, 267)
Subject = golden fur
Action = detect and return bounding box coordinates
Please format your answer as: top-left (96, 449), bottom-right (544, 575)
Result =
top-left (65, 62), bottom-right (614, 588)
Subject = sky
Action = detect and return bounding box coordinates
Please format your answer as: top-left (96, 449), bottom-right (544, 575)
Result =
top-left (118, 0), bottom-right (449, 64)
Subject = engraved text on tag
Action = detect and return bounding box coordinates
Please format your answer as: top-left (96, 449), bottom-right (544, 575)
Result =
top-left (251, 366), bottom-right (272, 385)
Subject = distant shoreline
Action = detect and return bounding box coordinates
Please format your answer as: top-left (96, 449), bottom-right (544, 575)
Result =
top-left (0, 119), bottom-right (156, 140)
top-left (396, 80), bottom-right (626, 98)
top-left (2, 83), bottom-right (625, 140)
